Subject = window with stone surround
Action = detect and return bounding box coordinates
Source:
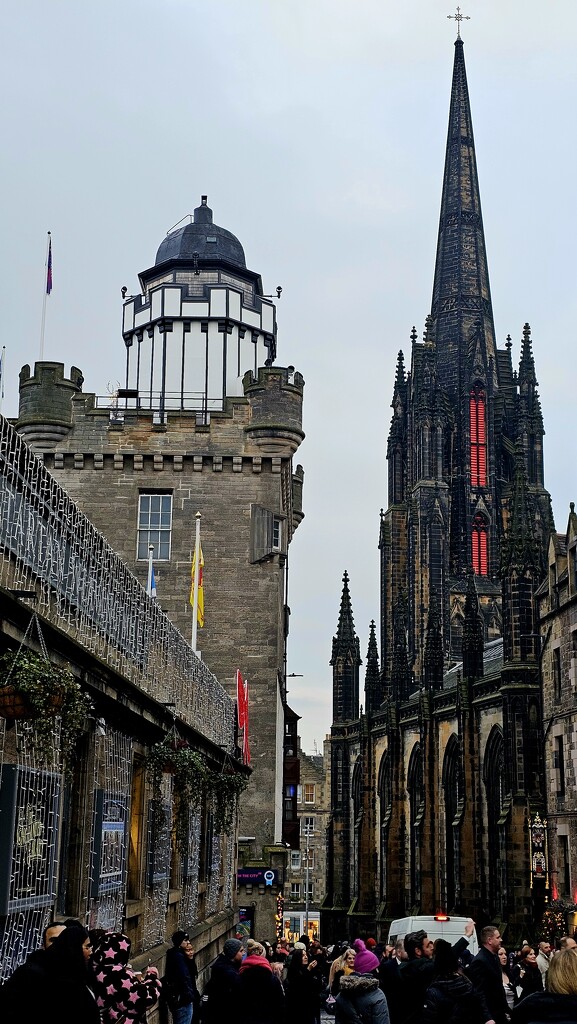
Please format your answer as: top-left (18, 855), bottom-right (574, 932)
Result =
top-left (137, 493), bottom-right (172, 560)
top-left (470, 385), bottom-right (487, 488)
top-left (471, 512), bottom-right (489, 576)
top-left (290, 882), bottom-right (301, 900)
top-left (303, 783), bottom-right (315, 805)
top-left (290, 851), bottom-right (301, 870)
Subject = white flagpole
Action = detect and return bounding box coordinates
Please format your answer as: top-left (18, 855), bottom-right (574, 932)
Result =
top-left (39, 231), bottom-right (51, 360)
top-left (146, 544), bottom-right (154, 596)
top-left (0, 346), bottom-right (5, 415)
top-left (191, 511), bottom-right (201, 654)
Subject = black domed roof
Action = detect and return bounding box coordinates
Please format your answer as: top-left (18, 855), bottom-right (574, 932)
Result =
top-left (155, 197), bottom-right (246, 269)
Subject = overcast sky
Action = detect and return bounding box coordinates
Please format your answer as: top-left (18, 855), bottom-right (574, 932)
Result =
top-left (2, 1), bottom-right (576, 754)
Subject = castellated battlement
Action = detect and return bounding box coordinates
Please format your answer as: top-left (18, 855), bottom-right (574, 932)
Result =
top-left (17, 362), bottom-right (85, 446)
top-left (242, 365), bottom-right (305, 455)
top-left (16, 361), bottom-right (305, 460)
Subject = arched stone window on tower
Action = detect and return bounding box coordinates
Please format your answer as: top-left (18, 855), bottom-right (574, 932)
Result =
top-left (378, 754), bottom-right (392, 903)
top-left (442, 736), bottom-right (463, 911)
top-left (471, 512), bottom-right (489, 576)
top-left (408, 744), bottom-right (424, 907)
top-left (483, 726), bottom-right (507, 918)
top-left (470, 385), bottom-right (487, 489)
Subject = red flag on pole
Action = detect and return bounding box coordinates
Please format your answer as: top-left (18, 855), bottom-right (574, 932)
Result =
top-left (236, 670), bottom-right (251, 765)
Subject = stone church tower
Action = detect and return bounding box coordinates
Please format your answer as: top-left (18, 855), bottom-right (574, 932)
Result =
top-left (323, 35), bottom-right (551, 942)
top-left (380, 36), bottom-right (552, 686)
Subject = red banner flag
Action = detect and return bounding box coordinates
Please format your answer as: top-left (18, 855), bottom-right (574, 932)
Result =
top-left (236, 670), bottom-right (251, 765)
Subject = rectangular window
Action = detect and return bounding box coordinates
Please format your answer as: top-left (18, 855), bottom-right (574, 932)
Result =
top-left (304, 884), bottom-right (313, 902)
top-left (137, 493), bottom-right (172, 560)
top-left (303, 848), bottom-right (315, 870)
top-left (290, 851), bottom-right (301, 870)
top-left (553, 647), bottom-right (562, 701)
top-left (304, 784), bottom-right (316, 805)
top-left (302, 816), bottom-right (314, 836)
top-left (470, 388), bottom-right (487, 489)
top-left (559, 835), bottom-right (571, 895)
top-left (554, 736), bottom-right (565, 796)
top-left (272, 516), bottom-right (282, 551)
top-left (472, 516), bottom-right (489, 576)
top-left (290, 882), bottom-right (301, 900)
top-left (297, 785), bottom-right (302, 804)
top-left (284, 784), bottom-right (296, 821)
top-left (250, 505), bottom-right (285, 562)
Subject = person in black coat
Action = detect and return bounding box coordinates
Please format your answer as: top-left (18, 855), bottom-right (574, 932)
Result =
top-left (0, 923), bottom-right (99, 1024)
top-left (378, 954), bottom-right (402, 1024)
top-left (422, 939), bottom-right (485, 1024)
top-left (512, 949), bottom-right (577, 1024)
top-left (398, 925), bottom-right (474, 1024)
top-left (201, 938), bottom-right (243, 1024)
top-left (164, 930), bottom-right (197, 1024)
top-left (236, 945), bottom-right (286, 1024)
top-left (468, 925), bottom-right (510, 1024)
top-left (285, 948), bottom-right (322, 1024)
top-left (516, 947), bottom-right (543, 1002)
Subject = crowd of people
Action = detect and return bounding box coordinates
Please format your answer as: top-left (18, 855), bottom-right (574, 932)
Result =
top-left (2, 918), bottom-right (577, 1024)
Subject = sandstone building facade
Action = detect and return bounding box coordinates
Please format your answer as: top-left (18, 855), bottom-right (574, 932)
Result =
top-left (322, 36), bottom-right (552, 942)
top-left (0, 413), bottom-right (245, 983)
top-left (14, 199), bottom-right (305, 936)
top-left (538, 505), bottom-right (577, 903)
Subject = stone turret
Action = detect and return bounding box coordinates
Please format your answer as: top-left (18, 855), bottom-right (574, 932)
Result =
top-left (17, 362), bottom-right (84, 448)
top-left (243, 366), bottom-right (304, 455)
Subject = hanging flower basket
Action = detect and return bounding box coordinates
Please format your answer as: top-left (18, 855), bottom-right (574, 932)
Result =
top-left (146, 736), bottom-right (249, 851)
top-left (0, 685), bottom-right (65, 719)
top-left (0, 639), bottom-right (92, 768)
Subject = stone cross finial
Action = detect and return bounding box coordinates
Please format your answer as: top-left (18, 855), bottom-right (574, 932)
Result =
top-left (447, 6), bottom-right (470, 37)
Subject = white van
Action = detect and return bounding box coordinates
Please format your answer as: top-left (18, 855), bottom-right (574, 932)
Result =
top-left (387, 915), bottom-right (479, 956)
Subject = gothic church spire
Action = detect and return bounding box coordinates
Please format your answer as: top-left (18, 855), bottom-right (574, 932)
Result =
top-left (364, 620), bottom-right (381, 714)
top-left (431, 36), bottom-right (497, 388)
top-left (331, 571), bottom-right (361, 722)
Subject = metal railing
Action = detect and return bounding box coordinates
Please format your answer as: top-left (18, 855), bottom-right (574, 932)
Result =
top-left (0, 415), bottom-right (235, 750)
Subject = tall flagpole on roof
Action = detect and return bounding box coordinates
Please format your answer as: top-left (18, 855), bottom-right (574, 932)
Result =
top-left (39, 231), bottom-right (52, 360)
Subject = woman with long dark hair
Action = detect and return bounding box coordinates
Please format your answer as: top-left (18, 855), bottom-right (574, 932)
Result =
top-left (285, 947), bottom-right (322, 1024)
top-left (498, 945), bottom-right (517, 1015)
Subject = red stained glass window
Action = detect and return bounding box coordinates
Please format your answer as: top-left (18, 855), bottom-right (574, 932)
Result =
top-left (470, 387), bottom-right (487, 488)
top-left (472, 513), bottom-right (489, 576)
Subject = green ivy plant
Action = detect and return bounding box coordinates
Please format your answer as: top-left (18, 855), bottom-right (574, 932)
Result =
top-left (146, 738), bottom-right (249, 854)
top-left (0, 649), bottom-right (93, 769)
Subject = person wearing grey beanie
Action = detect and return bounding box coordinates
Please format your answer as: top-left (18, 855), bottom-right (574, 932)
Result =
top-left (201, 937), bottom-right (243, 1024)
top-left (223, 938), bottom-right (243, 959)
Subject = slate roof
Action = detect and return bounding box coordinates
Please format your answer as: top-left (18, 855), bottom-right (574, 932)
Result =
top-left (155, 198), bottom-right (246, 269)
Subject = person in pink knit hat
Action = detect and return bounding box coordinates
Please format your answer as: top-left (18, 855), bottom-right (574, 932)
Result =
top-left (352, 938), bottom-right (380, 974)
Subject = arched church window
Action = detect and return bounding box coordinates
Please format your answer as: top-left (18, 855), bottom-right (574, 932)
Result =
top-left (483, 726), bottom-right (506, 916)
top-left (378, 754), bottom-right (391, 901)
top-left (442, 736), bottom-right (462, 910)
top-left (408, 744), bottom-right (424, 905)
top-left (471, 513), bottom-right (489, 576)
top-left (470, 386), bottom-right (487, 488)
